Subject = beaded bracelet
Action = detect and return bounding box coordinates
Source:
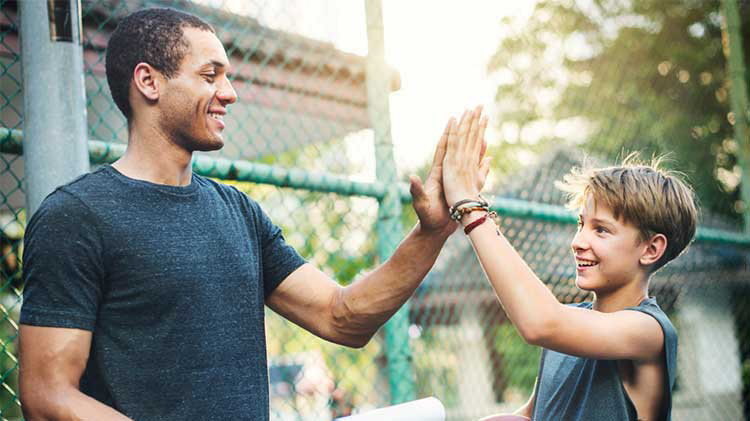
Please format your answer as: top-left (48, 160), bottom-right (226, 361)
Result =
top-left (449, 197), bottom-right (489, 221)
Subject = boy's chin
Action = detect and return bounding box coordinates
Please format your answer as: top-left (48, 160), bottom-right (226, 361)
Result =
top-left (575, 276), bottom-right (597, 291)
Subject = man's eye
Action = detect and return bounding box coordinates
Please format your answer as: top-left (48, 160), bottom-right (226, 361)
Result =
top-left (204, 74), bottom-right (216, 82)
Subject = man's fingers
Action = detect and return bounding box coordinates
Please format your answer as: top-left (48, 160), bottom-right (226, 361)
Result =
top-left (431, 118), bottom-right (452, 169)
top-left (409, 174), bottom-right (426, 202)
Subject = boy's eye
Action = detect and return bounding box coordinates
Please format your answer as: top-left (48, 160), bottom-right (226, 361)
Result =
top-left (595, 226), bottom-right (608, 234)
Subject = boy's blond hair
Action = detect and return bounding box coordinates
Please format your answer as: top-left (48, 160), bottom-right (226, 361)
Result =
top-left (556, 155), bottom-right (698, 272)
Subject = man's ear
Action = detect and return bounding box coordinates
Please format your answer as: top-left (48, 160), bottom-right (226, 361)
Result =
top-left (132, 62), bottom-right (161, 101)
top-left (640, 233), bottom-right (667, 266)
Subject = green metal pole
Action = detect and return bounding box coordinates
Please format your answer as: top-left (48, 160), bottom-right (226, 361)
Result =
top-left (723, 0), bottom-right (750, 231)
top-left (364, 0), bottom-right (416, 404)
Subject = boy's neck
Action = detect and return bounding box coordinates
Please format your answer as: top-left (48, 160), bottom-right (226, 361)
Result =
top-left (592, 278), bottom-right (650, 313)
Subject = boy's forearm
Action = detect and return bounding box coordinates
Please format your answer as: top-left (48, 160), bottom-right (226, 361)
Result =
top-left (338, 222), bottom-right (452, 335)
top-left (464, 212), bottom-right (562, 342)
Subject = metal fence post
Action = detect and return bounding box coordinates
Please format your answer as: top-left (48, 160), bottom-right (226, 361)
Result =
top-left (20, 0), bottom-right (89, 216)
top-left (722, 0), bottom-right (750, 231)
top-left (364, 0), bottom-right (416, 404)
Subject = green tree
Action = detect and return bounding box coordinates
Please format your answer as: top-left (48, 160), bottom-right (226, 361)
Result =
top-left (488, 0), bottom-right (750, 222)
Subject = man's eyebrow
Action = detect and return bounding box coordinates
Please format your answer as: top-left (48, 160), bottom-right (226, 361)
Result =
top-left (201, 60), bottom-right (228, 69)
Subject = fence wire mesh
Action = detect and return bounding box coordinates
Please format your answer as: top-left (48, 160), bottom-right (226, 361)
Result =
top-left (0, 0), bottom-right (748, 420)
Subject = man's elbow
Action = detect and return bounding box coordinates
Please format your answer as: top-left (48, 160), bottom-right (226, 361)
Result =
top-left (20, 380), bottom-right (70, 419)
top-left (329, 288), bottom-right (376, 348)
top-left (336, 332), bottom-right (375, 349)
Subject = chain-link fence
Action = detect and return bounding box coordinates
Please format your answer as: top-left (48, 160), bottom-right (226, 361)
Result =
top-left (1, 0), bottom-right (749, 420)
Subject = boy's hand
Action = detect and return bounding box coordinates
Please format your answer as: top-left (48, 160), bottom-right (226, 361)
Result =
top-left (442, 105), bottom-right (491, 207)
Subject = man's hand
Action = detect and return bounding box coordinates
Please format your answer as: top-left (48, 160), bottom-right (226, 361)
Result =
top-left (408, 119), bottom-right (455, 235)
top-left (442, 105), bottom-right (491, 207)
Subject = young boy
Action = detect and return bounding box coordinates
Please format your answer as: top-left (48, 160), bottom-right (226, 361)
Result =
top-left (441, 108), bottom-right (697, 420)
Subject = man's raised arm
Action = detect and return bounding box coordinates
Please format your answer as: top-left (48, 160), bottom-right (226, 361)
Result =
top-left (267, 110), bottom-right (491, 347)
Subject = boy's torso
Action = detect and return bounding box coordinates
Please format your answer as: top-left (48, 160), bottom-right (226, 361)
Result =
top-left (532, 298), bottom-right (676, 421)
top-left (618, 357), bottom-right (666, 420)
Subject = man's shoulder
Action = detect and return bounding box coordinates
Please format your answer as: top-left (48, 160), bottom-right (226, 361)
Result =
top-left (51, 166), bottom-right (115, 201)
top-left (195, 175), bottom-right (262, 209)
top-left (36, 167), bottom-right (112, 214)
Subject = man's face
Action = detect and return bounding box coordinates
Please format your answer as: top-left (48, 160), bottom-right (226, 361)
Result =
top-left (570, 195), bottom-right (647, 294)
top-left (158, 27), bottom-right (237, 152)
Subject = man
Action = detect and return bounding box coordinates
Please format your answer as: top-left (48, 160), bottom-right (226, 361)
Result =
top-left (18, 8), bottom-right (489, 420)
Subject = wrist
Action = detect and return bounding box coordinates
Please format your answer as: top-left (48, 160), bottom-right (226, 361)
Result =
top-left (449, 195), bottom-right (490, 222)
top-left (415, 219), bottom-right (456, 239)
top-left (447, 192), bottom-right (481, 208)
top-left (459, 210), bottom-right (487, 227)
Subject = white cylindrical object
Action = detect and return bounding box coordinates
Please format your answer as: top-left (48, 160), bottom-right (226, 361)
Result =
top-left (336, 397), bottom-right (445, 421)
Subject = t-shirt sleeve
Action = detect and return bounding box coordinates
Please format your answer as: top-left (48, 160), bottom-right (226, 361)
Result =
top-left (20, 190), bottom-right (105, 331)
top-left (251, 200), bottom-right (306, 298)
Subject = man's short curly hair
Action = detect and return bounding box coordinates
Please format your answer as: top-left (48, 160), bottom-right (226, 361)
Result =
top-left (105, 8), bottom-right (214, 120)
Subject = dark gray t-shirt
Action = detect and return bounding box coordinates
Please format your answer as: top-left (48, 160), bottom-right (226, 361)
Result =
top-left (532, 297), bottom-right (677, 421)
top-left (20, 165), bottom-right (306, 420)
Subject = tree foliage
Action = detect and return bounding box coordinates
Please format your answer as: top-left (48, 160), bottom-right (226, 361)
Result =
top-left (488, 0), bottom-right (750, 222)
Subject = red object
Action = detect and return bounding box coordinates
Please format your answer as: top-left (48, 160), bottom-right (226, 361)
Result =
top-left (464, 214), bottom-right (488, 235)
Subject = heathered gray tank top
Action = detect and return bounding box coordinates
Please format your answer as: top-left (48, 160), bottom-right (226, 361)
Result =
top-left (531, 297), bottom-right (677, 421)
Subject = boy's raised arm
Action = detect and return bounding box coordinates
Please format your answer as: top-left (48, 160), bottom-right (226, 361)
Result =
top-left (441, 108), bottom-right (665, 362)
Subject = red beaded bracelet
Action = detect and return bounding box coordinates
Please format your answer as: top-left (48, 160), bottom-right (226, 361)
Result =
top-left (463, 214), bottom-right (488, 235)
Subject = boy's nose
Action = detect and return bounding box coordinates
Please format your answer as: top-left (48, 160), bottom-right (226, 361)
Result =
top-left (570, 230), bottom-right (588, 252)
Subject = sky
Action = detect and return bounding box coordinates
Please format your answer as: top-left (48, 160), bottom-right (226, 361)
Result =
top-left (198, 0), bottom-right (536, 173)
top-left (316, 0), bottom-right (537, 172)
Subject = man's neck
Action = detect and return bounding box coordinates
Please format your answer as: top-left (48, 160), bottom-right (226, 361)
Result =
top-left (113, 121), bottom-right (194, 187)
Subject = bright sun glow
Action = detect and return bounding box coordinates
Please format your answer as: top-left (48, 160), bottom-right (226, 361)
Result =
top-left (195, 0), bottom-right (536, 173)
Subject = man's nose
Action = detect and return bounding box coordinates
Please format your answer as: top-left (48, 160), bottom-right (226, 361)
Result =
top-left (218, 77), bottom-right (238, 105)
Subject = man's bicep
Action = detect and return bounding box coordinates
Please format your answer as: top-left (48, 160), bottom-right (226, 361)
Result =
top-left (20, 325), bottom-right (92, 391)
top-left (542, 307), bottom-right (665, 360)
top-left (21, 192), bottom-right (105, 328)
top-left (265, 263), bottom-right (342, 340)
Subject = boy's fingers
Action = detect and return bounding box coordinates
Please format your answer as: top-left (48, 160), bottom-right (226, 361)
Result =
top-left (479, 116), bottom-right (489, 161)
top-left (468, 105), bottom-right (483, 162)
top-left (478, 156), bottom-right (492, 189)
top-left (458, 109), bottom-right (473, 156)
top-left (446, 118), bottom-right (459, 159)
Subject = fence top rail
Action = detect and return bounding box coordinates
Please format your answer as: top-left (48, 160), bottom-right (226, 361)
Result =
top-left (2, 127), bottom-right (747, 246)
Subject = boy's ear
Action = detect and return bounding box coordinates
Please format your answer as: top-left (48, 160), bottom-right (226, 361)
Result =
top-left (640, 233), bottom-right (667, 267)
top-left (132, 62), bottom-right (161, 102)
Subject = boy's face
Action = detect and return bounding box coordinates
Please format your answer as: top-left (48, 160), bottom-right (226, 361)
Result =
top-left (571, 195), bottom-right (647, 293)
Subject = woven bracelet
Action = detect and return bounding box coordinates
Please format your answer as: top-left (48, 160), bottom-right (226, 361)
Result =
top-left (464, 213), bottom-right (488, 235)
